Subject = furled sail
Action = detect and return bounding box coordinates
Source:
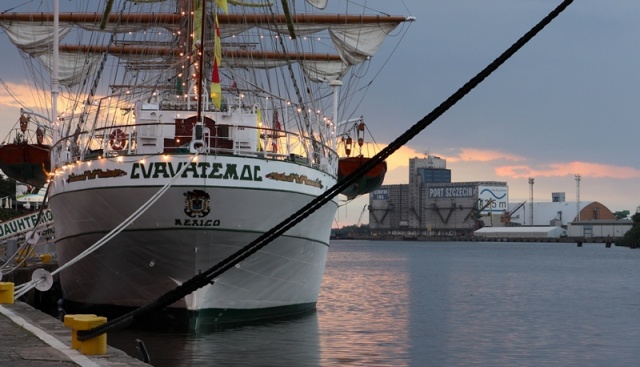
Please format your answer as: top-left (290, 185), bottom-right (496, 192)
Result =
top-left (330, 23), bottom-right (400, 65)
top-left (306, 0), bottom-right (328, 10)
top-left (0, 21), bottom-right (71, 56)
top-left (37, 52), bottom-right (102, 87)
top-left (0, 12), bottom-right (406, 83)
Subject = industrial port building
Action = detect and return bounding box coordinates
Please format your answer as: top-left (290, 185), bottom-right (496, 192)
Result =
top-left (368, 155), bottom-right (629, 238)
top-left (369, 156), bottom-right (509, 237)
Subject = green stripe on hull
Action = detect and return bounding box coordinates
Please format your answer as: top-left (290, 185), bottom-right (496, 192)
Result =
top-left (188, 302), bottom-right (318, 331)
top-left (63, 300), bottom-right (317, 332)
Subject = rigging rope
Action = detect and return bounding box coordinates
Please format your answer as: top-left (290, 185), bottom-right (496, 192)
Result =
top-left (78, 0), bottom-right (574, 340)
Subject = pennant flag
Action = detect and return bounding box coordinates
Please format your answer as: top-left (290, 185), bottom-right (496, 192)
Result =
top-left (176, 76), bottom-right (183, 96)
top-left (273, 110), bottom-right (282, 130)
top-left (210, 14), bottom-right (222, 109)
top-left (216, 0), bottom-right (228, 14)
top-left (256, 108), bottom-right (263, 151)
top-left (214, 14), bottom-right (222, 65)
top-left (210, 58), bottom-right (222, 109)
top-left (192, 0), bottom-right (203, 51)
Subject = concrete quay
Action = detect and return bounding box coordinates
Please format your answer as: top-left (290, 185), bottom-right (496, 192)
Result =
top-left (0, 301), bottom-right (148, 367)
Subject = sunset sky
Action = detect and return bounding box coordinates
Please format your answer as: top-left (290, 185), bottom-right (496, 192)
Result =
top-left (1, 1), bottom-right (639, 227)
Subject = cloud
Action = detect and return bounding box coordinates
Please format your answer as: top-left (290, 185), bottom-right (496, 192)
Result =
top-left (377, 144), bottom-right (640, 183)
top-left (445, 147), bottom-right (526, 163)
top-left (385, 145), bottom-right (423, 169)
top-left (377, 145), bottom-right (528, 185)
top-left (496, 161), bottom-right (640, 179)
top-left (368, 145), bottom-right (422, 185)
top-left (0, 82), bottom-right (30, 108)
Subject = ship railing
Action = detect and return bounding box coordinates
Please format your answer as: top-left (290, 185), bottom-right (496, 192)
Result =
top-left (2, 126), bottom-right (52, 147)
top-left (51, 123), bottom-right (339, 175)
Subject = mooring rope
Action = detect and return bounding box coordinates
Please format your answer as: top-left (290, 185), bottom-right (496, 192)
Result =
top-left (78, 0), bottom-right (574, 341)
top-left (14, 154), bottom-right (199, 299)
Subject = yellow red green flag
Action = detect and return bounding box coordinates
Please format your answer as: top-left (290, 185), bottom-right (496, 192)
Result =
top-left (216, 0), bottom-right (228, 14)
top-left (210, 14), bottom-right (222, 109)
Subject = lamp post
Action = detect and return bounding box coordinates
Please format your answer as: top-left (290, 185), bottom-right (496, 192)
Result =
top-left (575, 174), bottom-right (581, 221)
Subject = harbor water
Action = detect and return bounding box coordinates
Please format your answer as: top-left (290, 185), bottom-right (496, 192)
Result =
top-left (108, 240), bottom-right (640, 366)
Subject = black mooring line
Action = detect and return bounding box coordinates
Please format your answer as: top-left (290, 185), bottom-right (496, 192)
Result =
top-left (78, 0), bottom-right (574, 341)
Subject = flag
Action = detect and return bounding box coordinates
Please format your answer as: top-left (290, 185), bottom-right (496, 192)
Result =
top-left (176, 75), bottom-right (183, 96)
top-left (273, 110), bottom-right (282, 130)
top-left (210, 14), bottom-right (222, 109)
top-left (216, 0), bottom-right (228, 14)
top-left (213, 14), bottom-right (222, 64)
top-left (192, 0), bottom-right (203, 51)
top-left (210, 58), bottom-right (221, 109)
top-left (256, 108), bottom-right (263, 151)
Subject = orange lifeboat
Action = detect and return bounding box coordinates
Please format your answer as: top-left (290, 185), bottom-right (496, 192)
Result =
top-left (0, 115), bottom-right (50, 186)
top-left (338, 156), bottom-right (387, 200)
top-left (0, 142), bottom-right (50, 187)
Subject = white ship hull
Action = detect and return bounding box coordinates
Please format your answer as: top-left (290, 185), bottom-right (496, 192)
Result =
top-left (49, 154), bottom-right (337, 327)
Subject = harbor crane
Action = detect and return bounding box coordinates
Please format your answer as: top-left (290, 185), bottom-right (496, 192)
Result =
top-left (464, 198), bottom-right (495, 221)
top-left (501, 201), bottom-right (526, 225)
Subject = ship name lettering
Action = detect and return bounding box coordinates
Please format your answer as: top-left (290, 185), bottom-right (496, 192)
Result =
top-left (131, 162), bottom-right (262, 181)
top-left (174, 219), bottom-right (221, 227)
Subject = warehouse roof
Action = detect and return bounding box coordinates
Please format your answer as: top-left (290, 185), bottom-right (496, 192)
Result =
top-left (474, 226), bottom-right (567, 238)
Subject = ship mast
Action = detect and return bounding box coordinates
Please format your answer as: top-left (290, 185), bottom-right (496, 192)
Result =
top-left (329, 80), bottom-right (342, 151)
top-left (52, 0), bottom-right (59, 144)
top-left (195, 0), bottom-right (207, 130)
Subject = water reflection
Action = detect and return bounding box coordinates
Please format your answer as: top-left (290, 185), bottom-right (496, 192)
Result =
top-left (110, 312), bottom-right (321, 367)
top-left (317, 241), bottom-right (411, 366)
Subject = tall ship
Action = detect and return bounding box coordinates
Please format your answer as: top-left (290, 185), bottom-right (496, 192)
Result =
top-left (0, 0), bottom-right (412, 328)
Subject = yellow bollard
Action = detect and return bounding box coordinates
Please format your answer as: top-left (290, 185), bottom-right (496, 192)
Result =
top-left (0, 282), bottom-right (14, 304)
top-left (63, 314), bottom-right (98, 350)
top-left (73, 315), bottom-right (108, 355)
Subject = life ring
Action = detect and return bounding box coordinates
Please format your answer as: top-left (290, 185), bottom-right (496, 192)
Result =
top-left (189, 139), bottom-right (205, 153)
top-left (109, 128), bottom-right (127, 150)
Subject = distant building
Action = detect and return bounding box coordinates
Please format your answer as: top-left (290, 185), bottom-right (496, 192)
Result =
top-left (567, 220), bottom-right (632, 238)
top-left (508, 198), bottom-right (615, 227)
top-left (475, 226), bottom-right (567, 239)
top-left (369, 184), bottom-right (409, 228)
top-left (369, 156), bottom-right (630, 239)
top-left (370, 155), bottom-right (508, 237)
